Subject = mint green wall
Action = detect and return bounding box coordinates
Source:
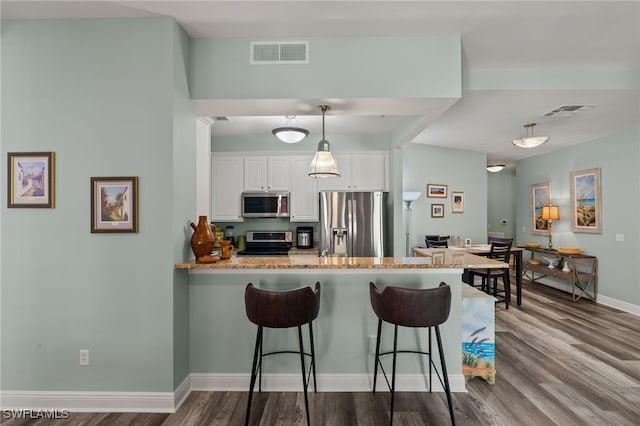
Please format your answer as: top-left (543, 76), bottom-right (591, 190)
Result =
top-left (515, 128), bottom-right (640, 305)
top-left (211, 134), bottom-right (390, 152)
top-left (1, 18), bottom-right (196, 392)
top-left (191, 36), bottom-right (461, 100)
top-left (487, 169), bottom-right (516, 239)
top-left (400, 144), bottom-right (487, 252)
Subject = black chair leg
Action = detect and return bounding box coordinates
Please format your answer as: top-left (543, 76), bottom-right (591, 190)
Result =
top-left (435, 326), bottom-right (455, 426)
top-left (309, 322), bottom-right (317, 393)
top-left (504, 273), bottom-right (511, 309)
top-left (298, 325), bottom-right (311, 426)
top-left (245, 326), bottom-right (262, 426)
top-left (373, 319), bottom-right (382, 392)
top-left (428, 326), bottom-right (433, 392)
top-left (258, 330), bottom-right (264, 392)
top-left (389, 324), bottom-right (398, 426)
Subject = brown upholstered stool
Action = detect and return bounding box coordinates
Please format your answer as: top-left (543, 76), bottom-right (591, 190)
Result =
top-left (244, 282), bottom-right (321, 426)
top-left (369, 282), bottom-right (455, 426)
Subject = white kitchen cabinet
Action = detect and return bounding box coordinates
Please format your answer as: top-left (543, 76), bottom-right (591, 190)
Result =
top-left (244, 156), bottom-right (290, 191)
top-left (317, 152), bottom-right (387, 191)
top-left (290, 155), bottom-right (319, 222)
top-left (211, 155), bottom-right (244, 222)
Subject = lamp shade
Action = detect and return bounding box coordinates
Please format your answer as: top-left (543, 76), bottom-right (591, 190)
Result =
top-left (402, 191), bottom-right (421, 202)
top-left (512, 123), bottom-right (549, 148)
top-left (272, 127), bottom-right (309, 143)
top-left (308, 140), bottom-right (340, 177)
top-left (541, 205), bottom-right (560, 220)
top-left (486, 164), bottom-right (505, 172)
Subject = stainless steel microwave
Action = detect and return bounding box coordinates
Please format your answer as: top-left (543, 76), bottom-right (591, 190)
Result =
top-left (242, 192), bottom-right (290, 218)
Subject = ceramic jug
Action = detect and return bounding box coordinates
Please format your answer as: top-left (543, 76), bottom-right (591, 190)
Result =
top-left (190, 216), bottom-right (215, 262)
top-left (220, 240), bottom-right (235, 260)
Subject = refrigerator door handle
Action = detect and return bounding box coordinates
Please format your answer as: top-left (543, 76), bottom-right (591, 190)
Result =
top-left (350, 198), bottom-right (357, 256)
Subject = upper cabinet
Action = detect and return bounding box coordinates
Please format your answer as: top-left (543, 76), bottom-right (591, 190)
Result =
top-left (317, 152), bottom-right (388, 191)
top-left (290, 155), bottom-right (319, 222)
top-left (244, 156), bottom-right (290, 191)
top-left (211, 155), bottom-right (244, 222)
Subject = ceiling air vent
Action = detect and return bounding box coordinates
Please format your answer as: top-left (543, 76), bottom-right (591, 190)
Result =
top-left (543, 105), bottom-right (596, 118)
top-left (250, 41), bottom-right (309, 64)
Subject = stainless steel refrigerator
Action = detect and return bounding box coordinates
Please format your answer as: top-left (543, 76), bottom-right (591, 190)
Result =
top-left (319, 191), bottom-right (386, 257)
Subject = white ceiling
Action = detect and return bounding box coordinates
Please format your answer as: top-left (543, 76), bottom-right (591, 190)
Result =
top-left (3, 1), bottom-right (639, 166)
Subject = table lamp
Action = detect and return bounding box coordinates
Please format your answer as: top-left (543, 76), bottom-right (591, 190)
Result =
top-left (403, 191), bottom-right (421, 256)
top-left (541, 204), bottom-right (560, 249)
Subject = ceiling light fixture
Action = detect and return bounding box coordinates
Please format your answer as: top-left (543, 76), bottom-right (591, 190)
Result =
top-left (512, 123), bottom-right (549, 149)
top-left (486, 164), bottom-right (506, 173)
top-left (272, 115), bottom-right (309, 143)
top-left (308, 105), bottom-right (340, 178)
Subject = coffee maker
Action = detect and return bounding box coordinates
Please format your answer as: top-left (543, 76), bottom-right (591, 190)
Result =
top-left (296, 226), bottom-right (313, 249)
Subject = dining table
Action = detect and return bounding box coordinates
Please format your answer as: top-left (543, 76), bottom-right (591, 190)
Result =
top-left (414, 244), bottom-right (524, 306)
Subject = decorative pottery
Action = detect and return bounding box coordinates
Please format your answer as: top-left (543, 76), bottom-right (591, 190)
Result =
top-left (220, 240), bottom-right (235, 260)
top-left (190, 216), bottom-right (215, 262)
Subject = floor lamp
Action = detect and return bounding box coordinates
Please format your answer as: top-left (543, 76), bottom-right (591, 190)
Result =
top-left (403, 192), bottom-right (421, 256)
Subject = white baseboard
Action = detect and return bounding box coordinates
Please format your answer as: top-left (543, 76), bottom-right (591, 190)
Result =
top-left (190, 373), bottom-right (467, 393)
top-left (0, 373), bottom-right (467, 413)
top-left (0, 390), bottom-right (176, 413)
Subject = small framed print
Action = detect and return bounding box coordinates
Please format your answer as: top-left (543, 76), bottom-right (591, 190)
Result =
top-left (432, 251), bottom-right (445, 265)
top-left (431, 203), bottom-right (445, 218)
top-left (7, 152), bottom-right (55, 208)
top-left (451, 191), bottom-right (464, 213)
top-left (427, 184), bottom-right (448, 198)
top-left (91, 177), bottom-right (139, 233)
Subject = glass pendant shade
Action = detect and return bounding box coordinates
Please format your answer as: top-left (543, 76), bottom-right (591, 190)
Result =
top-left (308, 105), bottom-right (340, 178)
top-left (486, 164), bottom-right (505, 172)
top-left (272, 127), bottom-right (309, 143)
top-left (308, 140), bottom-right (340, 177)
top-left (512, 123), bottom-right (549, 148)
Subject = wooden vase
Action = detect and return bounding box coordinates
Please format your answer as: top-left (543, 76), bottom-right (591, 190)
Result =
top-left (190, 216), bottom-right (215, 262)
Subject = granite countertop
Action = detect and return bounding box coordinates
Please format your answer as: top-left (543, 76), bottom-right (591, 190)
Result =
top-left (175, 249), bottom-right (507, 270)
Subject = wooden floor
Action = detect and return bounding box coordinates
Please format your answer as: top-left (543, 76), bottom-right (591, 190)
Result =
top-left (4, 280), bottom-right (640, 425)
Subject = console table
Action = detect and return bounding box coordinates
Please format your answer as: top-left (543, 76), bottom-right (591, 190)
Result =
top-left (522, 247), bottom-right (597, 302)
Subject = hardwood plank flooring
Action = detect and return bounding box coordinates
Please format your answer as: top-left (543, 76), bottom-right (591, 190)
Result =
top-left (3, 279), bottom-right (639, 425)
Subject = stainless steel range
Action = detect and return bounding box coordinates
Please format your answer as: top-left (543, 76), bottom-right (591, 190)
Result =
top-left (237, 230), bottom-right (293, 256)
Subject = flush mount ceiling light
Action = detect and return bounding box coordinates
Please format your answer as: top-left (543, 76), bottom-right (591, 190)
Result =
top-left (308, 105), bottom-right (340, 178)
top-left (486, 164), bottom-right (506, 173)
top-left (272, 115), bottom-right (309, 143)
top-left (512, 123), bottom-right (549, 149)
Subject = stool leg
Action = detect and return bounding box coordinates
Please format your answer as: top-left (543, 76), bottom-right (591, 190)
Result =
top-left (258, 329), bottom-right (264, 392)
top-left (373, 318), bottom-right (382, 392)
top-left (428, 326), bottom-right (432, 393)
top-left (435, 326), bottom-right (455, 426)
top-left (245, 326), bottom-right (262, 426)
top-left (309, 322), bottom-right (317, 393)
top-left (390, 324), bottom-right (399, 426)
top-left (504, 272), bottom-right (511, 309)
top-left (298, 325), bottom-right (311, 426)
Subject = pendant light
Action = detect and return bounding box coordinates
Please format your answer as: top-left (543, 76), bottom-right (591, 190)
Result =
top-left (512, 123), bottom-right (549, 148)
top-left (486, 164), bottom-right (506, 172)
top-left (272, 115), bottom-right (309, 143)
top-left (308, 105), bottom-right (340, 178)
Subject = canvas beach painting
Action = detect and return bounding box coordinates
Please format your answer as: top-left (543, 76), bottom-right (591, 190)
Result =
top-left (530, 182), bottom-right (550, 235)
top-left (570, 168), bottom-right (602, 233)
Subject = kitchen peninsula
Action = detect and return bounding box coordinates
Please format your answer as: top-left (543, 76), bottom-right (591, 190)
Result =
top-left (175, 251), bottom-right (506, 393)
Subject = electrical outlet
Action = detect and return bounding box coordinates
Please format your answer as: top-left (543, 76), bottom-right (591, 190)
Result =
top-left (80, 349), bottom-right (89, 366)
top-left (369, 335), bottom-right (377, 355)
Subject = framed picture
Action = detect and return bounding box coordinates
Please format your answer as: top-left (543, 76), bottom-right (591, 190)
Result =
top-left (530, 182), bottom-right (550, 235)
top-left (431, 203), bottom-right (445, 218)
top-left (7, 152), bottom-right (55, 208)
top-left (91, 177), bottom-right (139, 233)
top-left (427, 184), bottom-right (448, 198)
top-left (570, 168), bottom-right (602, 233)
top-left (451, 191), bottom-right (464, 213)
top-left (432, 251), bottom-right (445, 265)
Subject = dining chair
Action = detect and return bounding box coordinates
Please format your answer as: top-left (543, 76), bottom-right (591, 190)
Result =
top-left (468, 240), bottom-right (512, 308)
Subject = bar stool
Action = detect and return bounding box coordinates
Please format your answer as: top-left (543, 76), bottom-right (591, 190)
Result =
top-left (244, 282), bottom-right (321, 426)
top-left (369, 282), bottom-right (455, 426)
top-left (468, 240), bottom-right (512, 308)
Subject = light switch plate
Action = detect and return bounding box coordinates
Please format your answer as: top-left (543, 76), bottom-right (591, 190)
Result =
top-left (616, 234), bottom-right (624, 242)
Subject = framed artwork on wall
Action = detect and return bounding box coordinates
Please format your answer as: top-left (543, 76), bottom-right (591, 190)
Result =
top-left (431, 203), bottom-right (445, 218)
top-left (451, 191), bottom-right (464, 213)
top-left (91, 176), bottom-right (139, 233)
top-left (426, 184), bottom-right (448, 198)
top-left (530, 182), bottom-right (550, 235)
top-left (7, 151), bottom-right (55, 208)
top-left (570, 167), bottom-right (602, 233)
